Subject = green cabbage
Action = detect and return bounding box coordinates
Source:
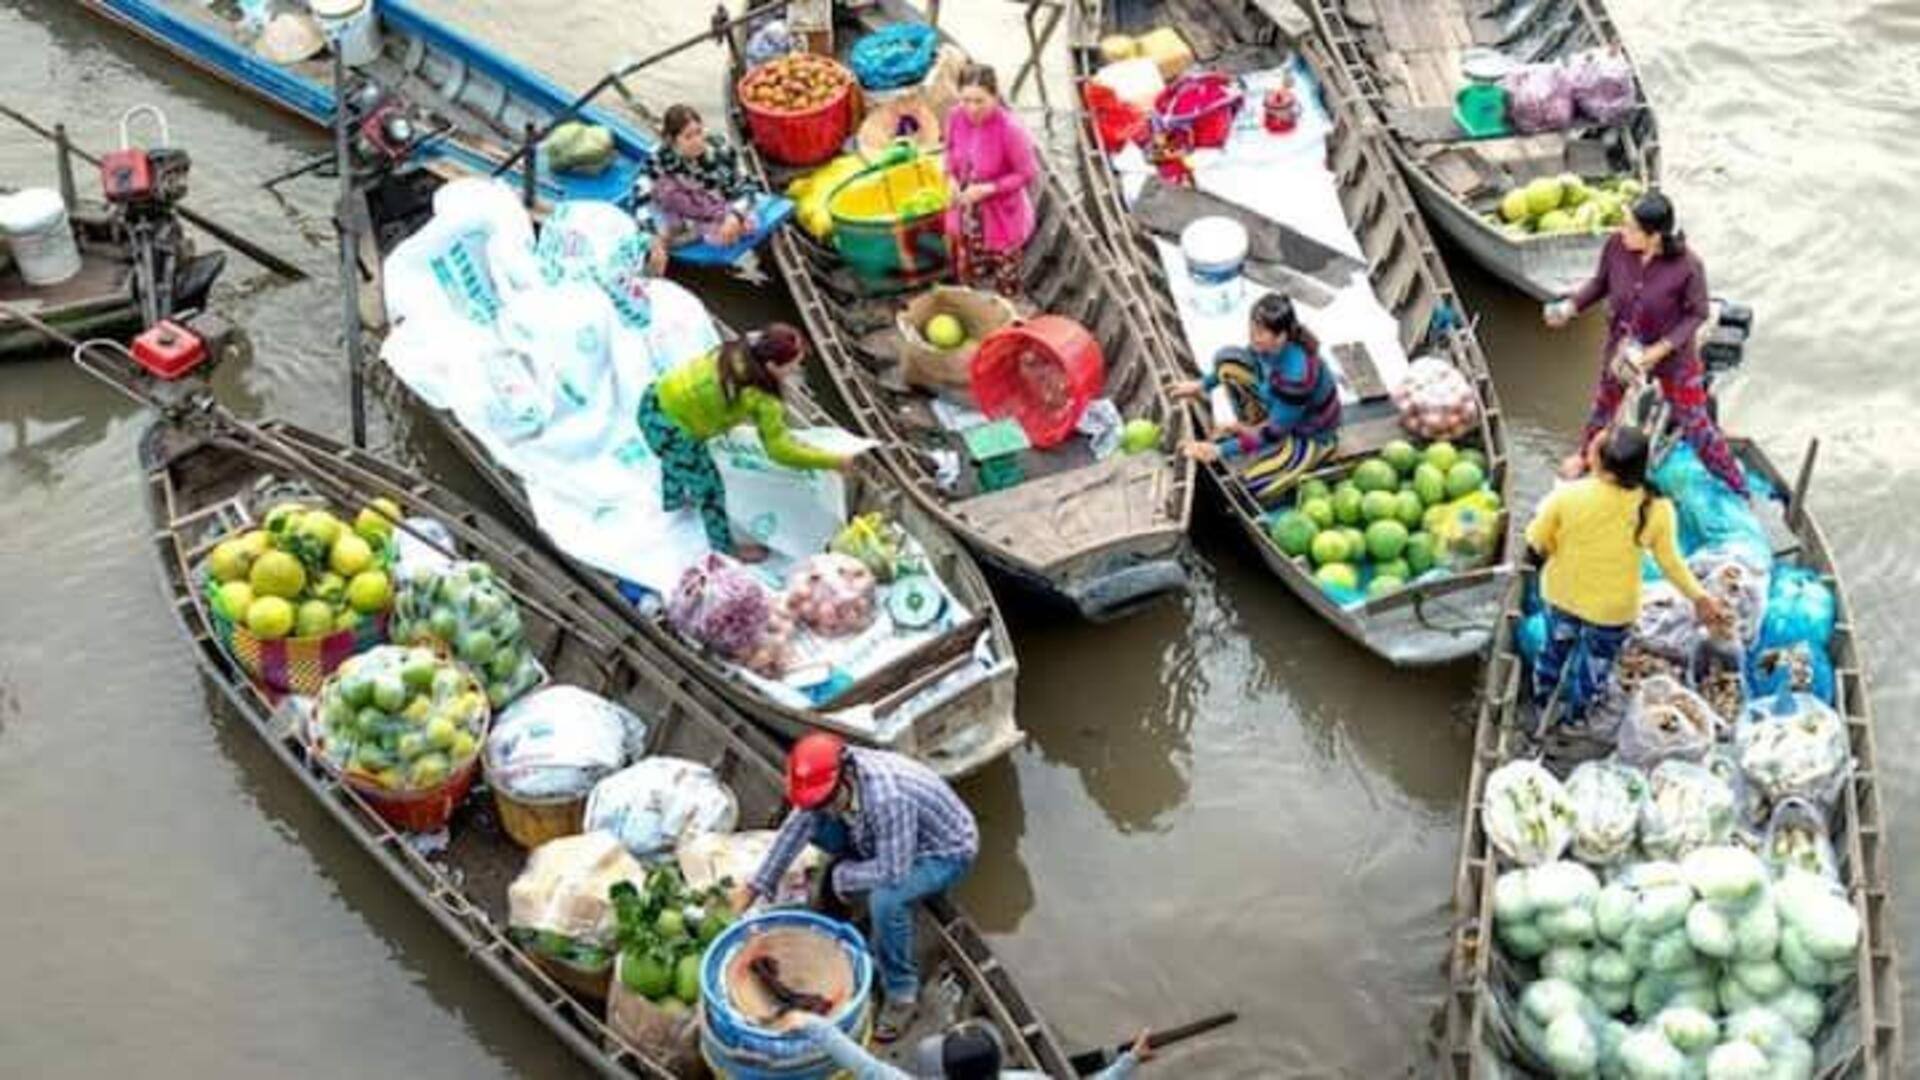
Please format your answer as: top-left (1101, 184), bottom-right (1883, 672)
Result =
top-left (1647, 928), bottom-right (1698, 973)
top-left (1778, 926), bottom-right (1835, 987)
top-left (1532, 861), bottom-right (1603, 912)
top-left (1591, 981), bottom-right (1633, 1017)
top-left (1771, 1035), bottom-right (1815, 1080)
top-left (1769, 985), bottom-right (1825, 1039)
top-left (1796, 895), bottom-right (1861, 962)
top-left (1633, 972), bottom-right (1677, 1019)
top-left (1635, 884), bottom-right (1695, 936)
top-left (1542, 945), bottom-right (1591, 985)
top-left (1522, 978), bottom-right (1589, 1026)
top-left (1595, 883), bottom-right (1636, 943)
top-left (1589, 947), bottom-right (1635, 988)
top-left (1544, 1012), bottom-right (1599, 1076)
top-left (1685, 902), bottom-right (1736, 959)
top-left (1731, 959), bottom-right (1789, 999)
top-left (1681, 845), bottom-right (1768, 908)
top-left (1722, 1007), bottom-right (1794, 1055)
top-left (1618, 1028), bottom-right (1686, 1079)
top-left (1501, 918), bottom-right (1550, 959)
top-left (1718, 974), bottom-right (1759, 1014)
top-left (1656, 1006), bottom-right (1719, 1053)
top-left (1703, 1040), bottom-right (1769, 1080)
top-left (1495, 868), bottom-right (1535, 926)
top-left (1541, 904), bottom-right (1600, 945)
top-left (1732, 897), bottom-right (1780, 961)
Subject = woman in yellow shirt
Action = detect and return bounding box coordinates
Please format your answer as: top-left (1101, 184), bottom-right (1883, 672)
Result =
top-left (1524, 426), bottom-right (1728, 719)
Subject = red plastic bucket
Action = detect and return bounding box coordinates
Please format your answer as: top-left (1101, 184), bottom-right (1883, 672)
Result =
top-left (344, 753), bottom-right (482, 833)
top-left (1153, 72), bottom-right (1244, 150)
top-left (969, 316), bottom-right (1105, 448)
top-left (738, 58), bottom-right (860, 167)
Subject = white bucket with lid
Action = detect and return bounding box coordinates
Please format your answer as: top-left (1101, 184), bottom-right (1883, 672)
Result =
top-left (0, 188), bottom-right (82, 287)
top-left (1180, 215), bottom-right (1248, 317)
top-left (308, 0), bottom-right (382, 67)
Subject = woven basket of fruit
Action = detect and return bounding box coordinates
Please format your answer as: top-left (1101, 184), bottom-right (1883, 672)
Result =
top-left (738, 53), bottom-right (859, 166)
top-left (309, 644), bottom-right (492, 833)
top-left (896, 285), bottom-right (1015, 393)
top-left (200, 498), bottom-right (400, 695)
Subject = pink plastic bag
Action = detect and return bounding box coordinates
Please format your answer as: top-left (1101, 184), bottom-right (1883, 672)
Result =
top-left (1502, 63), bottom-right (1575, 134)
top-left (1565, 49), bottom-right (1637, 125)
top-left (668, 554), bottom-right (772, 658)
top-left (784, 553), bottom-right (878, 637)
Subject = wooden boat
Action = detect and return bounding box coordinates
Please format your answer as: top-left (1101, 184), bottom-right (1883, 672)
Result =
top-left (381, 357), bottom-right (1026, 780)
top-left (111, 350), bottom-right (1074, 1076)
top-left (1070, 0), bottom-right (1513, 666)
top-left (1311, 0), bottom-right (1660, 299)
top-left (1437, 437), bottom-right (1902, 1075)
top-left (72, 0), bottom-right (756, 258)
top-left (724, 0), bottom-right (1198, 621)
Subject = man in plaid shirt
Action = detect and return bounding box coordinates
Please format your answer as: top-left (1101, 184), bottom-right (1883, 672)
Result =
top-left (732, 734), bottom-right (978, 1041)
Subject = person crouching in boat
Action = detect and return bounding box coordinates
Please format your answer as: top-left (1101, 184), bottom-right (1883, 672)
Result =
top-left (797, 1015), bottom-right (1153, 1078)
top-left (636, 324), bottom-right (851, 562)
top-left (943, 64), bottom-right (1040, 297)
top-left (1525, 426), bottom-right (1730, 721)
top-left (647, 104), bottom-right (764, 252)
top-left (1543, 192), bottom-right (1747, 497)
top-left (1169, 293), bottom-right (1341, 486)
top-left (730, 734), bottom-right (979, 1043)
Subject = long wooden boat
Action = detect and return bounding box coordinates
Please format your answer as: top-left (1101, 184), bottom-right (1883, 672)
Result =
top-left (115, 359), bottom-right (1074, 1077)
top-left (1437, 438), bottom-right (1903, 1076)
top-left (725, 0), bottom-right (1198, 621)
top-left (74, 0), bottom-right (667, 222)
top-left (1311, 0), bottom-right (1660, 299)
top-left (377, 353), bottom-right (1025, 780)
top-left (1070, 0), bottom-right (1513, 666)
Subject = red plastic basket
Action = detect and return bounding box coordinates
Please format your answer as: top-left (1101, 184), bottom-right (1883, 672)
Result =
top-left (344, 755), bottom-right (482, 833)
top-left (969, 316), bottom-right (1105, 448)
top-left (738, 59), bottom-right (860, 167)
top-left (1153, 71), bottom-right (1245, 151)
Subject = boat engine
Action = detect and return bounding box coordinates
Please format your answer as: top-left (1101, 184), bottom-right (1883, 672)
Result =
top-left (100, 105), bottom-right (193, 327)
top-left (346, 81), bottom-right (426, 172)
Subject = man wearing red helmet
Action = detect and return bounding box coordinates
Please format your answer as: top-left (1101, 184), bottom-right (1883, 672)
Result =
top-left (732, 733), bottom-right (979, 1041)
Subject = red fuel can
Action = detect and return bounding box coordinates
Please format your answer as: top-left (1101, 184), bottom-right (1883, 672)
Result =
top-left (131, 320), bottom-right (208, 380)
top-left (100, 147), bottom-right (154, 203)
top-left (1263, 83), bottom-right (1301, 134)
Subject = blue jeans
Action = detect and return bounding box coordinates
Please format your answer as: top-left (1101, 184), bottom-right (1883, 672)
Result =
top-left (811, 819), bottom-right (973, 1001)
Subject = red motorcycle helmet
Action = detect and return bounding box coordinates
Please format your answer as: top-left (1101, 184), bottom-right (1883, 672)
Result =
top-left (786, 733), bottom-right (847, 810)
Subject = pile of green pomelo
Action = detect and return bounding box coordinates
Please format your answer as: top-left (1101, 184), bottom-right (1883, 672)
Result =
top-left (1267, 438), bottom-right (1499, 601)
top-left (204, 498), bottom-right (400, 640)
top-left (1493, 174), bottom-right (1646, 238)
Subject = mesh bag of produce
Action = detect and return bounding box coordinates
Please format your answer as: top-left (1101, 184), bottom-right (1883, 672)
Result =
top-left (1501, 62), bottom-right (1575, 133)
top-left (1484, 759), bottom-right (1577, 866)
top-left (1627, 580), bottom-right (1700, 662)
top-left (1763, 797), bottom-right (1840, 884)
top-left (311, 644), bottom-right (488, 793)
top-left (1736, 688), bottom-right (1852, 811)
top-left (1617, 675), bottom-right (1719, 769)
top-left (1389, 356), bottom-right (1480, 441)
top-left (1639, 760), bottom-right (1738, 861)
top-left (1565, 760), bottom-right (1650, 865)
top-left (667, 553), bottom-right (773, 659)
top-left (1689, 546), bottom-right (1770, 648)
top-left (390, 560), bottom-right (545, 709)
top-left (1748, 640), bottom-right (1836, 705)
top-left (783, 553), bottom-right (878, 637)
top-left (1565, 49), bottom-right (1637, 125)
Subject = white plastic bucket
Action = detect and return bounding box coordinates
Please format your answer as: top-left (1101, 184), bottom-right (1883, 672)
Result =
top-left (308, 0), bottom-right (381, 67)
top-left (1180, 215), bottom-right (1248, 317)
top-left (0, 188), bottom-right (82, 287)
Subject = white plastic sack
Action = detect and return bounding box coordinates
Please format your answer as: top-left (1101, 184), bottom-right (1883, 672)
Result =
top-left (584, 757), bottom-right (740, 857)
top-left (1629, 580), bottom-right (1700, 661)
top-left (486, 685), bottom-right (646, 800)
top-left (707, 426), bottom-right (877, 561)
top-left (384, 178), bottom-right (541, 330)
top-left (1484, 760), bottom-right (1577, 866)
top-left (1736, 690), bottom-right (1851, 810)
top-left (1639, 760), bottom-right (1738, 861)
top-left (677, 830), bottom-right (824, 905)
top-left (1565, 760), bottom-right (1648, 865)
top-left (535, 199), bottom-right (657, 330)
top-left (1690, 546), bottom-right (1770, 648)
top-left (1617, 674), bottom-right (1718, 769)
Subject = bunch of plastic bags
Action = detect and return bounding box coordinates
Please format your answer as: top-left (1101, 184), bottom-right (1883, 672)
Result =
top-left (584, 757), bottom-right (740, 857)
top-left (784, 553), bottom-right (878, 637)
top-left (486, 685), bottom-right (647, 801)
top-left (668, 554), bottom-right (794, 676)
top-left (1617, 675), bottom-right (1719, 769)
top-left (1501, 49), bottom-right (1639, 135)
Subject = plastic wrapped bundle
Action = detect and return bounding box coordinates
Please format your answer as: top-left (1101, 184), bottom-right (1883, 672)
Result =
top-left (1617, 675), bottom-right (1719, 768)
top-left (1758, 565), bottom-right (1836, 652)
top-left (1502, 63), bottom-right (1575, 133)
top-left (1764, 798), bottom-right (1840, 883)
top-left (585, 757), bottom-right (740, 857)
top-left (669, 554), bottom-right (773, 659)
top-left (1628, 580), bottom-right (1701, 662)
top-left (1389, 356), bottom-right (1480, 441)
top-left (1565, 760), bottom-right (1649, 865)
top-left (486, 685), bottom-right (647, 800)
top-left (783, 553), bottom-right (878, 637)
top-left (829, 512), bottom-right (916, 583)
top-left (1736, 689), bottom-right (1852, 811)
top-left (1690, 546), bottom-right (1770, 647)
top-left (1565, 49), bottom-right (1638, 125)
top-left (390, 560), bottom-right (546, 709)
top-left (1484, 760), bottom-right (1577, 866)
top-left (1639, 760), bottom-right (1738, 861)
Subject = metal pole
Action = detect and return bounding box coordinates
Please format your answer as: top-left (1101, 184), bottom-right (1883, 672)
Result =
top-left (332, 50), bottom-right (368, 449)
top-left (53, 123), bottom-right (77, 209)
top-left (521, 122), bottom-right (538, 210)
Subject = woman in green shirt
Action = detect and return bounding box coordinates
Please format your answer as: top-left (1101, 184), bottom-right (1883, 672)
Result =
top-left (638, 323), bottom-right (850, 561)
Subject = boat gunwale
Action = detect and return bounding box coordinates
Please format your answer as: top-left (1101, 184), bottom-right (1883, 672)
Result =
top-left (1068, 0), bottom-right (1516, 665)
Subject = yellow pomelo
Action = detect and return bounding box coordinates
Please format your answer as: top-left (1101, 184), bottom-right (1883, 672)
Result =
top-left (245, 596), bottom-right (295, 639)
top-left (209, 540), bottom-right (253, 583)
top-left (347, 569), bottom-right (392, 614)
top-left (249, 550), bottom-right (308, 600)
top-left (329, 533), bottom-right (374, 577)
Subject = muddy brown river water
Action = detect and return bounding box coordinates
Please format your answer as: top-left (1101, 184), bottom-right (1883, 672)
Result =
top-left (2, 1), bottom-right (1915, 1076)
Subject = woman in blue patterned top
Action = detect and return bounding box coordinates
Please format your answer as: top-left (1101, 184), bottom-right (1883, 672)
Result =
top-left (1170, 293), bottom-right (1342, 489)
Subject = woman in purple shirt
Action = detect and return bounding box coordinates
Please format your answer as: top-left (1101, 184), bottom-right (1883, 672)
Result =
top-left (1544, 193), bottom-right (1747, 495)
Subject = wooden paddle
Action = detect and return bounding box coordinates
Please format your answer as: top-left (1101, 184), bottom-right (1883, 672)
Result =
top-left (1068, 1011), bottom-right (1238, 1074)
